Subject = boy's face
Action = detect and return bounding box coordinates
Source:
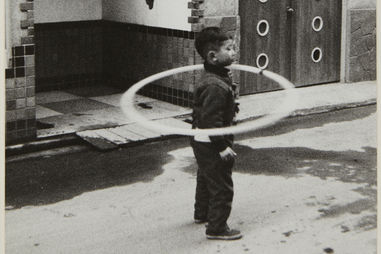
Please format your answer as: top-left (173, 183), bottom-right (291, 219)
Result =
top-left (212, 39), bottom-right (236, 67)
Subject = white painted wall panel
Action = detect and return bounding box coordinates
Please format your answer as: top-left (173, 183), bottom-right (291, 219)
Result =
top-left (6, 0), bottom-right (27, 53)
top-left (35, 0), bottom-right (102, 23)
top-left (102, 0), bottom-right (191, 31)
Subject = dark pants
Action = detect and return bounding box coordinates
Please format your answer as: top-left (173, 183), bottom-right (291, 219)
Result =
top-left (191, 140), bottom-right (234, 233)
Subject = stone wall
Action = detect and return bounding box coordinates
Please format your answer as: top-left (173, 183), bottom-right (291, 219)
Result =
top-left (202, 0), bottom-right (238, 16)
top-left (348, 0), bottom-right (376, 8)
top-left (347, 9), bottom-right (376, 82)
top-left (187, 0), bottom-right (240, 88)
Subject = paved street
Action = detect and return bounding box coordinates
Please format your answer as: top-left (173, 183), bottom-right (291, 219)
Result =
top-left (5, 105), bottom-right (377, 254)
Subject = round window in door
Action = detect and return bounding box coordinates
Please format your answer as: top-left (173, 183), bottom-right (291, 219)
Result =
top-left (312, 16), bottom-right (323, 32)
top-left (256, 53), bottom-right (269, 69)
top-left (311, 47), bottom-right (323, 63)
top-left (257, 20), bottom-right (270, 36)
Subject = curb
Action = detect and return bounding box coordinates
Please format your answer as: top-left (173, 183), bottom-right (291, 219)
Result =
top-left (5, 135), bottom-right (85, 157)
top-left (289, 99), bottom-right (376, 117)
top-left (5, 99), bottom-right (376, 157)
top-left (236, 99), bottom-right (377, 123)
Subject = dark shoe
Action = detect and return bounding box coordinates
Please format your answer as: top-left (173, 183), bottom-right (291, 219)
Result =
top-left (206, 228), bottom-right (242, 240)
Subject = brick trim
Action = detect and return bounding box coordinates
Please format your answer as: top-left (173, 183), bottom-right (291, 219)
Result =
top-left (188, 0), bottom-right (204, 32)
top-left (19, 0), bottom-right (34, 45)
top-left (20, 2), bottom-right (33, 12)
top-left (5, 0), bottom-right (36, 144)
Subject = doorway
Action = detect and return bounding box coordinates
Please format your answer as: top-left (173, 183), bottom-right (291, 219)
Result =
top-left (239, 0), bottom-right (342, 94)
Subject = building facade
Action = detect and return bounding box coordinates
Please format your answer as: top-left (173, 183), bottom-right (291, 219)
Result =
top-left (4, 0), bottom-right (377, 144)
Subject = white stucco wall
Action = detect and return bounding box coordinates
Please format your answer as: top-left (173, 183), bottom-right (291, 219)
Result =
top-left (102, 0), bottom-right (191, 30)
top-left (5, 0), bottom-right (27, 61)
top-left (34, 0), bottom-right (102, 23)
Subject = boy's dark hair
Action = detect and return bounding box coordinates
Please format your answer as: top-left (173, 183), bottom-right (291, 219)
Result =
top-left (195, 27), bottom-right (230, 60)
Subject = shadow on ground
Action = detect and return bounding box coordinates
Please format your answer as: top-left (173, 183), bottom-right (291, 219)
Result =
top-left (184, 144), bottom-right (376, 229)
top-left (183, 144), bottom-right (377, 219)
top-left (236, 145), bottom-right (376, 217)
top-left (183, 144), bottom-right (376, 187)
top-left (5, 139), bottom-right (184, 209)
top-left (233, 146), bottom-right (376, 185)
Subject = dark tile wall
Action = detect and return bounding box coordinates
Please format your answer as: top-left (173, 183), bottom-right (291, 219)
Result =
top-left (5, 0), bottom-right (36, 145)
top-left (103, 21), bottom-right (200, 107)
top-left (5, 45), bottom-right (35, 79)
top-left (35, 21), bottom-right (103, 91)
top-left (34, 20), bottom-right (200, 107)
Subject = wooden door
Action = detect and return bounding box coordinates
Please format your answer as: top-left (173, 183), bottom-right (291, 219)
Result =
top-left (239, 0), bottom-right (342, 94)
top-left (290, 0), bottom-right (342, 86)
top-left (239, 0), bottom-right (292, 94)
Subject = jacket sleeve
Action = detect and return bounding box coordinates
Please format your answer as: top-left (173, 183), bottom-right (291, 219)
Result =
top-left (198, 84), bottom-right (230, 152)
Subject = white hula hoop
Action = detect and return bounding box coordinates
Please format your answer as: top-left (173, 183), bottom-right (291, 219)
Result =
top-left (120, 64), bottom-right (298, 136)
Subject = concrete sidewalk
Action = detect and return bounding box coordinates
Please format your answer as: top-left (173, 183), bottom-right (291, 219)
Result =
top-left (237, 81), bottom-right (376, 120)
top-left (6, 80), bottom-right (377, 153)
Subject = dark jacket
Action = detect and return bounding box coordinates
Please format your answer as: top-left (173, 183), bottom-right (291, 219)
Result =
top-left (192, 63), bottom-right (239, 152)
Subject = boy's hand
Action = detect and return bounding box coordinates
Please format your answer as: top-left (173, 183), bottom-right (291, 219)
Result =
top-left (219, 147), bottom-right (237, 161)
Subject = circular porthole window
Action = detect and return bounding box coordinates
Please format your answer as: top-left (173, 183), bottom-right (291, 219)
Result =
top-left (311, 47), bottom-right (322, 63)
top-left (258, 0), bottom-right (268, 3)
top-left (257, 20), bottom-right (270, 36)
top-left (256, 53), bottom-right (269, 69)
top-left (312, 16), bottom-right (323, 32)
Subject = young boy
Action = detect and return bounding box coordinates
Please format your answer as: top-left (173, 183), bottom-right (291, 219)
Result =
top-left (191, 27), bottom-right (241, 240)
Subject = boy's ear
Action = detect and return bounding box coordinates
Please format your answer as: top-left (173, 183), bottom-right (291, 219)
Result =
top-left (206, 50), bottom-right (217, 63)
